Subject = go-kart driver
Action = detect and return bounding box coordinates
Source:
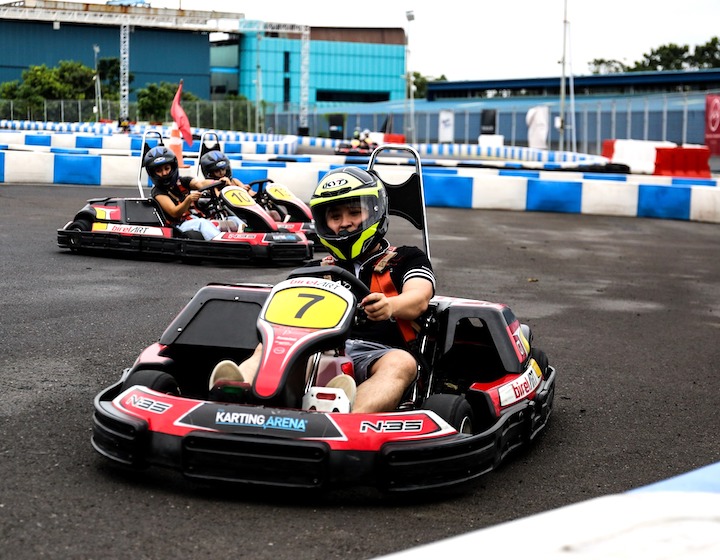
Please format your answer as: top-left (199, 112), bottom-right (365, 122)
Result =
top-left (199, 150), bottom-right (256, 196)
top-left (143, 146), bottom-right (245, 239)
top-left (210, 166), bottom-right (435, 413)
top-left (200, 150), bottom-right (283, 223)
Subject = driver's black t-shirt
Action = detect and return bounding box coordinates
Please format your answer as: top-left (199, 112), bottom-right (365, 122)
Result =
top-left (151, 176), bottom-right (196, 224)
top-left (307, 240), bottom-right (435, 349)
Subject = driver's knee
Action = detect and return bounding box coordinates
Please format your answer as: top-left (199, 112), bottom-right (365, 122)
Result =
top-left (372, 349), bottom-right (417, 385)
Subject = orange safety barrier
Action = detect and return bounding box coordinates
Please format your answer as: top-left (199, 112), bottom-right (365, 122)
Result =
top-left (654, 146), bottom-right (711, 178)
top-left (382, 133), bottom-right (406, 144)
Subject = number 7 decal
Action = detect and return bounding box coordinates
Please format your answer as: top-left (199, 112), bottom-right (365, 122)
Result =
top-left (295, 293), bottom-right (324, 318)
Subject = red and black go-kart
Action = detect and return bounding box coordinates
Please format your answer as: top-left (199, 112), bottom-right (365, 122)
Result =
top-left (91, 145), bottom-right (556, 493)
top-left (335, 139), bottom-right (380, 156)
top-left (196, 132), bottom-right (319, 247)
top-left (57, 131), bottom-right (313, 264)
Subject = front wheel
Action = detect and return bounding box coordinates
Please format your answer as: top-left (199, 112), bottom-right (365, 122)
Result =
top-left (121, 369), bottom-right (180, 395)
top-left (66, 219), bottom-right (92, 249)
top-left (424, 394), bottom-right (474, 434)
top-left (67, 219), bottom-right (92, 231)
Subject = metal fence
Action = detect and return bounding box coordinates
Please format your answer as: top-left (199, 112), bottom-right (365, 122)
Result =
top-left (0, 98), bottom-right (261, 132)
top-left (0, 89), bottom-right (713, 155)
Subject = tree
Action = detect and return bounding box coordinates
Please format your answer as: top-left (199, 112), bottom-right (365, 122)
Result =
top-left (0, 61), bottom-right (96, 101)
top-left (17, 64), bottom-right (66, 99)
top-left (97, 57), bottom-right (135, 100)
top-left (56, 60), bottom-right (96, 99)
top-left (589, 37), bottom-right (720, 74)
top-left (136, 81), bottom-right (198, 122)
top-left (413, 72), bottom-right (447, 99)
top-left (588, 58), bottom-right (629, 75)
top-left (691, 36), bottom-right (720, 69)
top-left (630, 43), bottom-right (691, 72)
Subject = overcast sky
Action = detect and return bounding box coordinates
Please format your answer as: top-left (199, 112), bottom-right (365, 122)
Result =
top-left (77, 0), bottom-right (720, 81)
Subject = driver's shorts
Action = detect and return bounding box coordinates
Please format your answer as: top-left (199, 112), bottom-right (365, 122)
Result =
top-left (346, 339), bottom-right (401, 383)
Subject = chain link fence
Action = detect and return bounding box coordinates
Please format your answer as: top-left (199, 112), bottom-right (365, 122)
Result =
top-left (0, 90), bottom-right (712, 155)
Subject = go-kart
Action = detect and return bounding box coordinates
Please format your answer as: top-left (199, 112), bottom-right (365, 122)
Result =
top-left (57, 131), bottom-right (313, 264)
top-left (196, 132), bottom-right (319, 246)
top-left (91, 145), bottom-right (556, 493)
top-left (335, 139), bottom-right (379, 156)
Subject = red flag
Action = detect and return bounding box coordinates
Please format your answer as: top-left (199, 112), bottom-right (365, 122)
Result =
top-left (170, 79), bottom-right (193, 146)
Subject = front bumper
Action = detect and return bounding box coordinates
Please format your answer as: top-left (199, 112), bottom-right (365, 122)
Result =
top-left (92, 373), bottom-right (555, 493)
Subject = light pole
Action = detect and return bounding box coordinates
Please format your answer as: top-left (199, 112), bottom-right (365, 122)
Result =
top-left (405, 10), bottom-right (416, 145)
top-left (255, 31), bottom-right (263, 133)
top-left (558, 0), bottom-right (567, 152)
top-left (93, 44), bottom-right (103, 121)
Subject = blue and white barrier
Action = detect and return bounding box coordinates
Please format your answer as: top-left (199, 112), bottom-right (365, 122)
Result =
top-left (1, 128), bottom-right (719, 224)
top-left (0, 124), bottom-right (298, 156)
top-left (378, 461), bottom-right (720, 559)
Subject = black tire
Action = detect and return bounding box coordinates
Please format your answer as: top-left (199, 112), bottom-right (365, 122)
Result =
top-left (121, 369), bottom-right (180, 395)
top-left (67, 219), bottom-right (92, 231)
top-left (424, 394), bottom-right (474, 434)
top-left (531, 347), bottom-right (549, 378)
top-left (66, 219), bottom-right (92, 249)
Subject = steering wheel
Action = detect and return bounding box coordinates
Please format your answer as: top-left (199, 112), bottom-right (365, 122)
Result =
top-left (197, 180), bottom-right (225, 193)
top-left (287, 265), bottom-right (370, 301)
top-left (195, 180), bottom-right (225, 218)
top-left (246, 178), bottom-right (274, 194)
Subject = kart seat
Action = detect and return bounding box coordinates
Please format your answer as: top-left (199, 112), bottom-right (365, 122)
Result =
top-left (436, 318), bottom-right (507, 387)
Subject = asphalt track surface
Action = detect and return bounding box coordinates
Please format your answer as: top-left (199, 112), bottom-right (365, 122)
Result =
top-left (1, 183), bottom-right (719, 559)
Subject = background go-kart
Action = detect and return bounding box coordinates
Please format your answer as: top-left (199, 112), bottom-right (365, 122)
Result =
top-left (1, 183), bottom-right (718, 559)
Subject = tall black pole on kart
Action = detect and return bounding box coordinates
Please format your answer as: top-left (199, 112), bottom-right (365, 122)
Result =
top-left (367, 145), bottom-right (430, 262)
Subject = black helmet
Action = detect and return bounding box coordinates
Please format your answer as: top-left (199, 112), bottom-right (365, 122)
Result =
top-left (309, 166), bottom-right (388, 261)
top-left (143, 146), bottom-right (178, 190)
top-left (200, 150), bottom-right (232, 179)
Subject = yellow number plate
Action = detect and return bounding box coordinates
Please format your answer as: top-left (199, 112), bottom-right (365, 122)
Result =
top-left (264, 286), bottom-right (349, 328)
top-left (224, 186), bottom-right (254, 206)
top-left (267, 185), bottom-right (293, 201)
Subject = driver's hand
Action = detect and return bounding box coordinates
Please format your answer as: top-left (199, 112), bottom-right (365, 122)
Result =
top-left (188, 191), bottom-right (202, 203)
top-left (361, 292), bottom-right (393, 322)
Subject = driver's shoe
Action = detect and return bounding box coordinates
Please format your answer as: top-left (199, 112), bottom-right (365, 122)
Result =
top-left (209, 360), bottom-right (244, 390)
top-left (326, 374), bottom-right (357, 409)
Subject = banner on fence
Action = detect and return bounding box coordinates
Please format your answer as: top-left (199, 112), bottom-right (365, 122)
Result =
top-left (705, 94), bottom-right (720, 156)
top-left (438, 110), bottom-right (454, 143)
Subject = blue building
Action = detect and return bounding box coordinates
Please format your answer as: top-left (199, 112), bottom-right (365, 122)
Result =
top-left (0, 1), bottom-right (407, 108)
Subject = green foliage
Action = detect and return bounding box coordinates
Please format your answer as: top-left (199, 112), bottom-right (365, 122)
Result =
top-left (590, 36), bottom-right (720, 74)
top-left (0, 61), bottom-right (96, 110)
top-left (630, 43), bottom-right (691, 72)
top-left (692, 37), bottom-right (720, 69)
top-left (97, 57), bottom-right (135, 100)
top-left (135, 81), bottom-right (198, 122)
top-left (56, 60), bottom-right (96, 99)
top-left (588, 58), bottom-right (629, 74)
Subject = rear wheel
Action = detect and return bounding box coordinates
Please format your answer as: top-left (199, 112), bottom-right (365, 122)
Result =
top-left (424, 394), bottom-right (474, 434)
top-left (121, 369), bottom-right (179, 395)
